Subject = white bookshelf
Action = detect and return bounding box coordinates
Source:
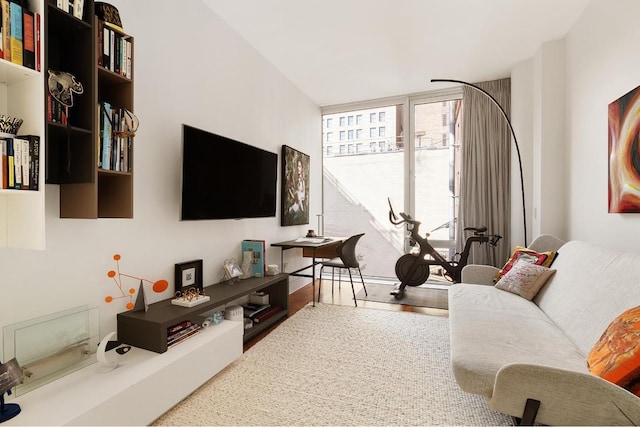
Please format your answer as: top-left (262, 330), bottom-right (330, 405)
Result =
top-left (0, 0), bottom-right (46, 250)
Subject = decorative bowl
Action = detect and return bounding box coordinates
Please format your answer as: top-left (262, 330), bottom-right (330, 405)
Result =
top-left (0, 115), bottom-right (23, 135)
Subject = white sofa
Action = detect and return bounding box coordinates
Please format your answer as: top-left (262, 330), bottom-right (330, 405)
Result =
top-left (449, 235), bottom-right (640, 425)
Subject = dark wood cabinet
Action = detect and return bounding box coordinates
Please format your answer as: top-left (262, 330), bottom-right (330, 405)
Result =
top-left (46, 0), bottom-right (135, 218)
top-left (117, 274), bottom-right (290, 353)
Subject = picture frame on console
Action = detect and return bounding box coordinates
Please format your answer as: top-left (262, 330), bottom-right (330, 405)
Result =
top-left (281, 145), bottom-right (310, 226)
top-left (174, 259), bottom-right (203, 295)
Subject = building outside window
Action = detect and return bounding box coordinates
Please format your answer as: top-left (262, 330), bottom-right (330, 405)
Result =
top-left (321, 99), bottom-right (462, 280)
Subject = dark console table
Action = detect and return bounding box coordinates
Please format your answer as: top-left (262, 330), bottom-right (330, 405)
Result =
top-left (117, 273), bottom-right (289, 353)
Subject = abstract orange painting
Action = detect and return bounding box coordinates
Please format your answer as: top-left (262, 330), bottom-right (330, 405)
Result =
top-left (609, 84), bottom-right (640, 213)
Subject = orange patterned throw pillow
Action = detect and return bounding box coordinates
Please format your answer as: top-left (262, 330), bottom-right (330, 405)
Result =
top-left (495, 246), bottom-right (558, 282)
top-left (588, 306), bottom-right (640, 396)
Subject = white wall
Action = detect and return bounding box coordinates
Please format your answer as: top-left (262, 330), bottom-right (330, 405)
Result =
top-left (511, 39), bottom-right (568, 247)
top-left (511, 0), bottom-right (640, 250)
top-left (564, 0), bottom-right (640, 249)
top-left (0, 0), bottom-right (320, 355)
top-left (510, 59), bottom-right (533, 248)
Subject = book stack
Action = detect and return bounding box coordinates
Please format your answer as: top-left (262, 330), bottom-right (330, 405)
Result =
top-left (242, 303), bottom-right (283, 326)
top-left (0, 135), bottom-right (39, 190)
top-left (167, 320), bottom-right (201, 348)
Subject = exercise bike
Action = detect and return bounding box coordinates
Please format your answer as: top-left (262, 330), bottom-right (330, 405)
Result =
top-left (388, 199), bottom-right (501, 299)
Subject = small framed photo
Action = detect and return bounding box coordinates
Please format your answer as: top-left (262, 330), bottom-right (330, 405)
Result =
top-left (174, 259), bottom-right (203, 294)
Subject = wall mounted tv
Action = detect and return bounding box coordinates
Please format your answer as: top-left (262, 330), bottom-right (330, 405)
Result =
top-left (180, 124), bottom-right (278, 220)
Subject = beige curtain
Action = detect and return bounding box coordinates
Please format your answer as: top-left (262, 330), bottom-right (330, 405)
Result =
top-left (457, 78), bottom-right (511, 266)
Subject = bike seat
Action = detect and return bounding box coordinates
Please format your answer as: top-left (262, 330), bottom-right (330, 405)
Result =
top-left (464, 226), bottom-right (487, 233)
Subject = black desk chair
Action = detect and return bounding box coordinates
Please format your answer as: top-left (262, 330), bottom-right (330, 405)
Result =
top-left (318, 233), bottom-right (367, 306)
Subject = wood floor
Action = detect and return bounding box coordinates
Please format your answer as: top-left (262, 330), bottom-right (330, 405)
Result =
top-left (243, 278), bottom-right (448, 352)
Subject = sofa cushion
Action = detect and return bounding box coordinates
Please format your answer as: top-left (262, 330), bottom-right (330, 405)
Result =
top-left (588, 305), bottom-right (640, 396)
top-left (534, 241), bottom-right (640, 355)
top-left (495, 259), bottom-right (556, 300)
top-left (449, 283), bottom-right (587, 398)
top-left (495, 246), bottom-right (557, 282)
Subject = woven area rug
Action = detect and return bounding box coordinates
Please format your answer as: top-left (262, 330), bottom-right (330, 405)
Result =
top-left (355, 282), bottom-right (449, 309)
top-left (153, 304), bottom-right (512, 426)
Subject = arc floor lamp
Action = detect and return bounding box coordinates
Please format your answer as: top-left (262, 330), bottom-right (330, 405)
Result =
top-left (431, 78), bottom-right (527, 247)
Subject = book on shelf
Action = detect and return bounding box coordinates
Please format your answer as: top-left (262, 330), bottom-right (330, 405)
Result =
top-left (22, 8), bottom-right (34, 69)
top-left (109, 27), bottom-right (114, 71)
top-left (6, 138), bottom-right (13, 188)
top-left (35, 12), bottom-right (40, 71)
top-left (167, 320), bottom-right (193, 335)
top-left (17, 135), bottom-right (39, 191)
top-left (102, 23), bottom-right (109, 69)
top-left (253, 305), bottom-right (283, 324)
top-left (9, 0), bottom-right (21, 66)
top-left (73, 0), bottom-right (83, 20)
top-left (97, 19), bottom-right (103, 67)
top-left (17, 137), bottom-right (28, 189)
top-left (101, 101), bottom-right (112, 169)
top-left (241, 240), bottom-right (265, 277)
top-left (12, 135), bottom-right (20, 189)
top-left (1, 0), bottom-right (10, 62)
top-left (242, 302), bottom-right (271, 319)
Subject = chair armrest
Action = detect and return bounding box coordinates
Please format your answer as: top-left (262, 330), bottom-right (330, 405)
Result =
top-left (490, 363), bottom-right (640, 425)
top-left (460, 265), bottom-right (499, 285)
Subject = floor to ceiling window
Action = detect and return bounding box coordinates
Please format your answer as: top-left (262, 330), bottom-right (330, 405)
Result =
top-left (321, 90), bottom-right (463, 281)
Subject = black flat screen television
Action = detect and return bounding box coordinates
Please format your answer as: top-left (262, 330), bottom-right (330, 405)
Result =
top-left (180, 124), bottom-right (278, 220)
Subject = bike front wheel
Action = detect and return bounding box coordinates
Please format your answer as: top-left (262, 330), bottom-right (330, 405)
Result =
top-left (395, 254), bottom-right (430, 286)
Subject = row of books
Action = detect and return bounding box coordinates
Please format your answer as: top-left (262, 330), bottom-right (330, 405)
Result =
top-left (99, 101), bottom-right (132, 172)
top-left (167, 320), bottom-right (201, 348)
top-left (0, 0), bottom-right (40, 70)
top-left (55, 0), bottom-right (84, 20)
top-left (242, 303), bottom-right (283, 325)
top-left (0, 135), bottom-right (40, 190)
top-left (97, 19), bottom-right (132, 78)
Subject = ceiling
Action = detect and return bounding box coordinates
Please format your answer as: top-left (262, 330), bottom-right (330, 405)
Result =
top-left (203, 0), bottom-right (590, 107)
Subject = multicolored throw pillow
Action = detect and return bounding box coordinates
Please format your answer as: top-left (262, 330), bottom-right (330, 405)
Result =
top-left (495, 246), bottom-right (558, 282)
top-left (494, 259), bottom-right (556, 300)
top-left (588, 306), bottom-right (640, 396)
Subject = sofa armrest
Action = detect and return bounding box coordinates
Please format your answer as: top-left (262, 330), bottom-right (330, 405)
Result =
top-left (489, 363), bottom-right (640, 425)
top-left (460, 265), bottom-right (499, 285)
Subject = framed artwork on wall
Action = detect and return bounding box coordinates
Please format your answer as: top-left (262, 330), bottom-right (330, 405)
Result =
top-left (174, 259), bottom-right (203, 295)
top-left (608, 83), bottom-right (640, 213)
top-left (281, 145), bottom-right (310, 226)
